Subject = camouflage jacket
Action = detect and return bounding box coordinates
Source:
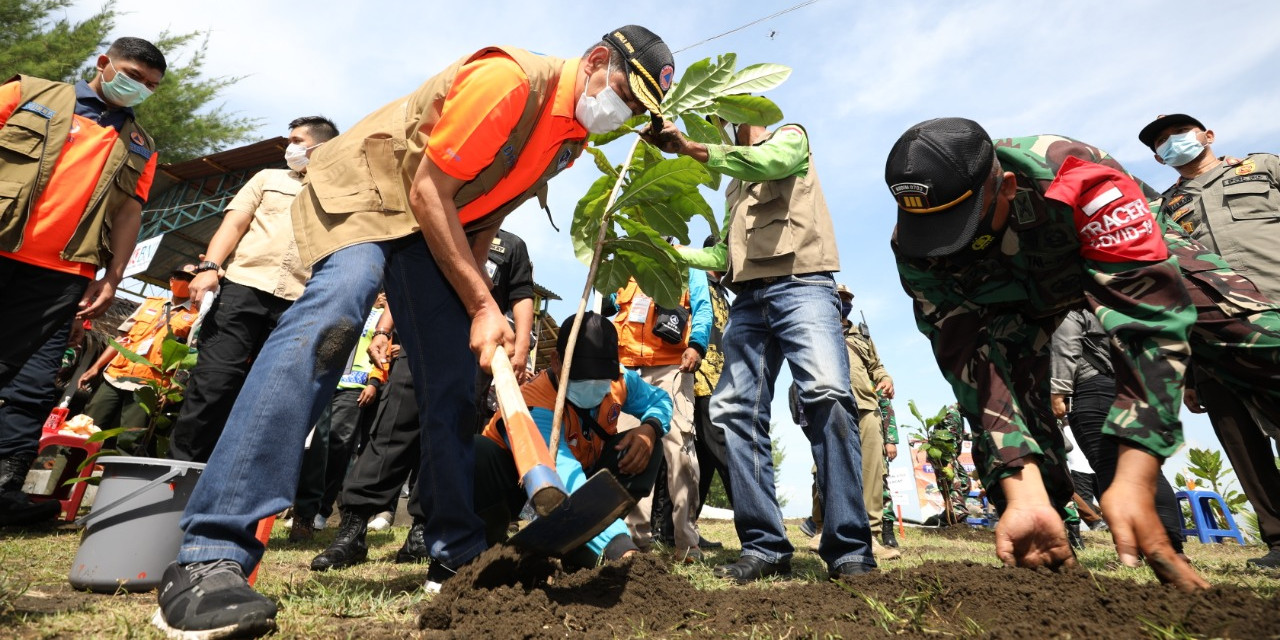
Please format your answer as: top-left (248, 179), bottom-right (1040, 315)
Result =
top-left (878, 391), bottom-right (897, 444)
top-left (893, 135), bottom-right (1210, 490)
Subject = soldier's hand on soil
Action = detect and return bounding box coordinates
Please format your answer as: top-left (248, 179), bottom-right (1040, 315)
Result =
top-left (995, 499), bottom-right (1078, 571)
top-left (1103, 446), bottom-right (1210, 592)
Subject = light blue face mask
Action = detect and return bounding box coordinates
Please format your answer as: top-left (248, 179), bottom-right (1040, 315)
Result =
top-left (100, 60), bottom-right (154, 108)
top-left (1156, 130), bottom-right (1204, 167)
top-left (567, 379), bottom-right (612, 408)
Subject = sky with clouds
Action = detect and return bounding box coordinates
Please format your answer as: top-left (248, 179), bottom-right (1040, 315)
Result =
top-left (62, 0), bottom-right (1280, 518)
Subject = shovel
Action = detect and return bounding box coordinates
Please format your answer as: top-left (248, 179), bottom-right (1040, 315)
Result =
top-left (488, 348), bottom-right (635, 556)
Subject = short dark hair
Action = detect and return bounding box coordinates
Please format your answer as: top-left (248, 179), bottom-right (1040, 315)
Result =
top-left (106, 37), bottom-right (167, 75)
top-left (581, 41), bottom-right (626, 67)
top-left (288, 116), bottom-right (339, 143)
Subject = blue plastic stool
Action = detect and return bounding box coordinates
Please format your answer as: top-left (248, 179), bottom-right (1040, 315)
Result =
top-left (1176, 489), bottom-right (1246, 544)
top-left (965, 490), bottom-right (992, 527)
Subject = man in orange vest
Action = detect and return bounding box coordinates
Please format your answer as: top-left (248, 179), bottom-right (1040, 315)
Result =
top-left (0, 37), bottom-right (165, 527)
top-left (609, 271), bottom-right (711, 562)
top-left (155, 27), bottom-right (674, 638)
top-left (79, 265), bottom-right (198, 454)
top-left (476, 312), bottom-right (671, 567)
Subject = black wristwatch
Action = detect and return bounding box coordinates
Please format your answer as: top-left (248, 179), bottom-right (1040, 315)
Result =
top-left (194, 260), bottom-right (221, 274)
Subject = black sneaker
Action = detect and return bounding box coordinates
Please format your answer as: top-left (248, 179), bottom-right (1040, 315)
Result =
top-left (712, 556), bottom-right (791, 584)
top-left (1247, 549), bottom-right (1280, 570)
top-left (395, 521), bottom-right (429, 564)
top-left (829, 560), bottom-right (875, 582)
top-left (424, 559), bottom-right (457, 594)
top-left (152, 560), bottom-right (277, 639)
top-left (0, 455), bottom-right (60, 527)
top-left (697, 535), bottom-right (724, 550)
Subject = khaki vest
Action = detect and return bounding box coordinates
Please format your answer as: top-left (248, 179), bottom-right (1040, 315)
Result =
top-left (293, 47), bottom-right (584, 266)
top-left (0, 75), bottom-right (155, 268)
top-left (723, 125), bottom-right (839, 285)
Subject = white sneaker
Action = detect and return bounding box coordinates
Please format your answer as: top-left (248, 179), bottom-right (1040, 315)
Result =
top-left (368, 511), bottom-right (393, 531)
top-left (312, 514), bottom-right (327, 530)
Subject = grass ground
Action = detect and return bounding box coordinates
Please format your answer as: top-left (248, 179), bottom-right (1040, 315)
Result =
top-left (1, 518), bottom-right (1277, 638)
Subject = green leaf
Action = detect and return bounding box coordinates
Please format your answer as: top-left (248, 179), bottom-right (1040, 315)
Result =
top-left (180, 352), bottom-right (199, 370)
top-left (679, 112), bottom-right (724, 145)
top-left (615, 216), bottom-right (688, 258)
top-left (668, 190), bottom-right (718, 239)
top-left (711, 94), bottom-right (784, 127)
top-left (135, 385), bottom-right (160, 415)
top-left (661, 54), bottom-right (736, 118)
top-left (588, 115), bottom-right (648, 146)
top-left (85, 426), bottom-right (130, 444)
top-left (571, 174), bottom-right (616, 264)
top-left (721, 63), bottom-right (792, 95)
top-left (602, 238), bottom-right (686, 308)
top-left (593, 254), bottom-right (633, 296)
top-left (106, 338), bottom-right (161, 373)
top-left (610, 157), bottom-right (710, 215)
top-left (161, 338), bottom-right (190, 372)
top-left (585, 147), bottom-right (619, 179)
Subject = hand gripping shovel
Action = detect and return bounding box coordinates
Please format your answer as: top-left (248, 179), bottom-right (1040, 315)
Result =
top-left (489, 348), bottom-right (635, 556)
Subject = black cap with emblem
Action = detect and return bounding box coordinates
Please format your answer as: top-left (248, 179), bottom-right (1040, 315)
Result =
top-left (556, 311), bottom-right (621, 380)
top-left (1138, 113), bottom-right (1206, 151)
top-left (602, 25), bottom-right (675, 115)
top-left (886, 117), bottom-right (998, 258)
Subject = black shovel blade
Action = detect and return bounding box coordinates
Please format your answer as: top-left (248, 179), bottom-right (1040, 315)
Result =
top-left (507, 469), bottom-right (636, 557)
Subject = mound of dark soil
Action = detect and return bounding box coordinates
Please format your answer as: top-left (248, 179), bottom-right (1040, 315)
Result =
top-left (419, 546), bottom-right (1279, 639)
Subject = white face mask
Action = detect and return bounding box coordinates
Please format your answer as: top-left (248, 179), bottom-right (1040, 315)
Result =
top-left (566, 379), bottom-right (612, 408)
top-left (284, 142), bottom-right (322, 171)
top-left (575, 61), bottom-right (633, 134)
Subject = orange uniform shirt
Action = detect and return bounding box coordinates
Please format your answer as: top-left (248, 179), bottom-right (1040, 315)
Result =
top-left (425, 53), bottom-right (586, 225)
top-left (0, 80), bottom-right (157, 278)
top-left (104, 296), bottom-right (196, 386)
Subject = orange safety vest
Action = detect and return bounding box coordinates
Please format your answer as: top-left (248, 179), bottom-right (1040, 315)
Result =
top-left (482, 370), bottom-right (627, 470)
top-left (613, 278), bottom-right (691, 368)
top-left (104, 297), bottom-right (196, 384)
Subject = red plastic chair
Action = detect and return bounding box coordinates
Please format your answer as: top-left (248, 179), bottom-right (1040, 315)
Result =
top-left (30, 423), bottom-right (103, 522)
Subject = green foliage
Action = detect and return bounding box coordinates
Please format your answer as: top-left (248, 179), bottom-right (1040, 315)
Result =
top-left (570, 54), bottom-right (791, 308)
top-left (83, 336), bottom-right (196, 460)
top-left (0, 0), bottom-right (114, 82)
top-left (0, 1), bottom-right (257, 163)
top-left (1174, 447), bottom-right (1255, 541)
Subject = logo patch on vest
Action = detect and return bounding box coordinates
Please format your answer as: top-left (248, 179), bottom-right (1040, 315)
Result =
top-left (554, 148), bottom-right (573, 173)
top-left (607, 404), bottom-right (621, 426)
top-left (128, 142), bottom-right (152, 160)
top-left (19, 101), bottom-right (55, 119)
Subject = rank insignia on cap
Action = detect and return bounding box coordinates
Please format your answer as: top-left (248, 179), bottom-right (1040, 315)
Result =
top-left (970, 234), bottom-right (994, 251)
top-left (891, 182), bottom-right (931, 211)
top-left (659, 65), bottom-right (674, 91)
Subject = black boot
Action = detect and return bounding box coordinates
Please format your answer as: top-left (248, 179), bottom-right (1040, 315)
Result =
top-left (0, 454), bottom-right (61, 527)
top-left (394, 520), bottom-right (429, 564)
top-left (309, 511), bottom-right (368, 571)
top-left (1067, 521), bottom-right (1084, 550)
top-left (880, 519), bottom-right (898, 549)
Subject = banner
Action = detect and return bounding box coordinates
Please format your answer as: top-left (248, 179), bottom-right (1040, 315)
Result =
top-left (124, 234), bottom-right (164, 279)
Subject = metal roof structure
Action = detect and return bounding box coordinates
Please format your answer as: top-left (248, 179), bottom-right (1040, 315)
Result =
top-left (129, 136), bottom-right (289, 288)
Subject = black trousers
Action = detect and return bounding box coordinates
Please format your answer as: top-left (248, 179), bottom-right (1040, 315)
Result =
top-left (1068, 374), bottom-right (1184, 552)
top-left (339, 355), bottom-right (424, 519)
top-left (694, 394), bottom-right (733, 511)
top-left (0, 257), bottom-right (86, 393)
top-left (168, 280), bottom-right (291, 462)
top-left (295, 387), bottom-right (375, 521)
top-left (472, 430), bottom-right (663, 549)
top-left (0, 321), bottom-right (70, 459)
top-left (1196, 377), bottom-right (1280, 551)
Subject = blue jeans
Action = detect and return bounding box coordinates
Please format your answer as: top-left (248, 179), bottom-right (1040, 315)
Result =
top-left (177, 237), bottom-right (487, 570)
top-left (710, 273), bottom-right (875, 570)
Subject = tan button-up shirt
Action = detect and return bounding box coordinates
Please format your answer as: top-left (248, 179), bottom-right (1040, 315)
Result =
top-left (222, 168), bottom-right (309, 300)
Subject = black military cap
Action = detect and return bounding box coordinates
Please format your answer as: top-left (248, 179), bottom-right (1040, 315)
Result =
top-left (886, 117), bottom-right (997, 258)
top-left (556, 311), bottom-right (621, 380)
top-left (1138, 114), bottom-right (1206, 151)
top-left (603, 25), bottom-right (675, 115)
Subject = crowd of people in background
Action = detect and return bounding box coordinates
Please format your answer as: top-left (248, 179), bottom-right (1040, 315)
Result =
top-left (1, 24), bottom-right (1279, 640)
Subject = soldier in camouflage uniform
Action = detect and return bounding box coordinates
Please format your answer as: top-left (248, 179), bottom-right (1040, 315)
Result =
top-left (886, 118), bottom-right (1280, 590)
top-left (878, 391), bottom-right (900, 548)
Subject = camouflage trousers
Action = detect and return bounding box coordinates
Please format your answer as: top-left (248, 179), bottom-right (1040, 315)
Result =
top-left (882, 457), bottom-right (895, 527)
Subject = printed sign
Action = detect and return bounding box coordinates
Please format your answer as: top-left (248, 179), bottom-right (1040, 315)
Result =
top-left (124, 234), bottom-right (164, 279)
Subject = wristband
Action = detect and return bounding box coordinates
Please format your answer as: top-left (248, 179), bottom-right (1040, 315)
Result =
top-left (372, 330), bottom-right (393, 340)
